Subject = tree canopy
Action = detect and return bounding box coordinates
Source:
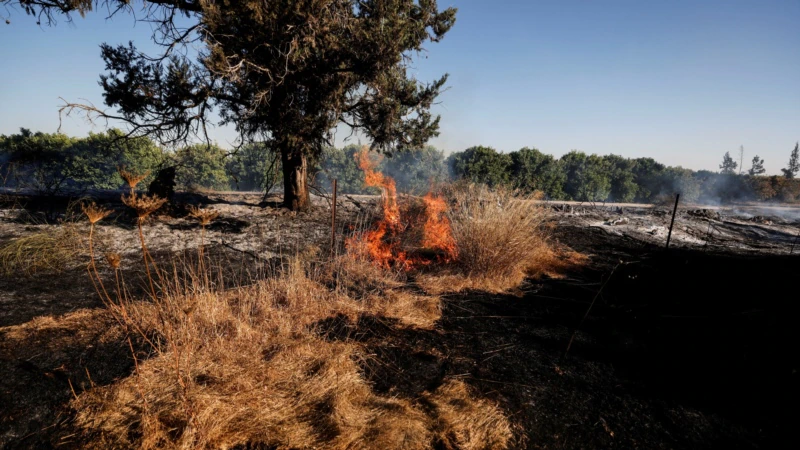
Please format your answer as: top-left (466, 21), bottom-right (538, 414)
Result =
top-left (5, 0), bottom-right (457, 210)
top-left (782, 142), bottom-right (799, 179)
top-left (719, 151), bottom-right (738, 175)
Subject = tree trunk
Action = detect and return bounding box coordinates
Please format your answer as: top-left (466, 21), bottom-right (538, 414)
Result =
top-left (281, 148), bottom-right (310, 211)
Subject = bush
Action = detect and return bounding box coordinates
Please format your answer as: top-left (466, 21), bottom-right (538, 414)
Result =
top-left (419, 183), bottom-right (582, 293)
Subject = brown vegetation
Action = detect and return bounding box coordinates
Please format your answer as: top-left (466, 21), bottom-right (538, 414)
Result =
top-left (0, 226), bottom-right (84, 276)
top-left (0, 182), bottom-right (583, 448)
top-left (418, 184), bottom-right (584, 294)
top-left (72, 261), bottom-right (510, 449)
top-left (64, 198), bottom-right (517, 449)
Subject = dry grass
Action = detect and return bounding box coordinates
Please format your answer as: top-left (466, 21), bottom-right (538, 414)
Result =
top-left (425, 380), bottom-right (515, 450)
top-left (418, 183), bottom-right (584, 294)
top-left (0, 226), bottom-right (85, 276)
top-left (72, 252), bottom-right (511, 449)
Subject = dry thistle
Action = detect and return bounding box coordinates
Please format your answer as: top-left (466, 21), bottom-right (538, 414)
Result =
top-left (187, 205), bottom-right (219, 226)
top-left (118, 167), bottom-right (150, 192)
top-left (81, 202), bottom-right (112, 224)
top-left (105, 252), bottom-right (122, 269)
top-left (122, 193), bottom-right (167, 220)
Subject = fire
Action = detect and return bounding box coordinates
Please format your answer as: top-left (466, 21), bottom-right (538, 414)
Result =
top-left (347, 148), bottom-right (457, 270)
top-left (421, 192), bottom-right (458, 261)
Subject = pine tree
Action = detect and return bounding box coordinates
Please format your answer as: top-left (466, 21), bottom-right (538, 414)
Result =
top-left (781, 142), bottom-right (800, 179)
top-left (719, 151), bottom-right (738, 174)
top-left (748, 155), bottom-right (766, 176)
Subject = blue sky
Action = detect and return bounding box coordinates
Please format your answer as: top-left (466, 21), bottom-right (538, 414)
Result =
top-left (1, 0), bottom-right (798, 174)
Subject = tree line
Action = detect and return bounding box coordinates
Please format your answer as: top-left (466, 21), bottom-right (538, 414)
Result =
top-left (2, 129), bottom-right (799, 204)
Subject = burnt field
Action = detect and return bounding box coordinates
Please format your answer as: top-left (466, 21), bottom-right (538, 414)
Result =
top-left (0, 192), bottom-right (798, 449)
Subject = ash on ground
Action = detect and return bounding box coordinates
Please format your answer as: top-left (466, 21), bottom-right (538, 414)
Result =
top-left (550, 201), bottom-right (800, 254)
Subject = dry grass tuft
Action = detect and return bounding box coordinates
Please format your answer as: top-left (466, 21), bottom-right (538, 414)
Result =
top-left (0, 226), bottom-right (84, 276)
top-left (418, 183), bottom-right (582, 294)
top-left (71, 258), bottom-right (510, 449)
top-left (426, 380), bottom-right (515, 450)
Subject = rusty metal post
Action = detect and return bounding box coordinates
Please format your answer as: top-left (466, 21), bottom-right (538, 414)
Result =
top-left (331, 179), bottom-right (337, 257)
top-left (666, 193), bottom-right (680, 249)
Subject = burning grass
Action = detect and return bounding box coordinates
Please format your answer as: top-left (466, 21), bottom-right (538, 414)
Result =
top-left (16, 152), bottom-right (584, 448)
top-left (64, 199), bottom-right (512, 449)
top-left (345, 148), bottom-right (583, 294)
top-left (418, 184), bottom-right (586, 294)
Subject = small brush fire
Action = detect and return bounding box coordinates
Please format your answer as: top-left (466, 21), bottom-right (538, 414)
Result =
top-left (346, 148), bottom-right (457, 270)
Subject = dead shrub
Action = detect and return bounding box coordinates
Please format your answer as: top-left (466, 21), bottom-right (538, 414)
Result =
top-left (0, 226), bottom-right (84, 276)
top-left (418, 183), bottom-right (581, 294)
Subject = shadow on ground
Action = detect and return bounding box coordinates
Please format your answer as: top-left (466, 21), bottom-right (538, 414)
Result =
top-left (1, 223), bottom-right (798, 449)
top-left (326, 226), bottom-right (798, 449)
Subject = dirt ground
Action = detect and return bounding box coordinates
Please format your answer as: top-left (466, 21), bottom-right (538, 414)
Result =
top-left (0, 192), bottom-right (798, 449)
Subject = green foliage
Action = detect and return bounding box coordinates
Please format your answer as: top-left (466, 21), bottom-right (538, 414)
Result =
top-left (173, 144), bottom-right (230, 191)
top-left (603, 154), bottom-right (638, 203)
top-left (383, 146), bottom-right (448, 195)
top-left (782, 142), bottom-right (799, 179)
top-left (661, 166), bottom-right (702, 203)
top-left (560, 151), bottom-right (611, 202)
top-left (509, 147), bottom-right (565, 198)
top-left (748, 156), bottom-right (766, 176)
top-left (316, 145), bottom-right (375, 195)
top-left (448, 146), bottom-right (512, 188)
top-left (0, 128), bottom-right (163, 194)
top-left (316, 145), bottom-right (447, 195)
top-left (719, 151), bottom-right (738, 174)
top-left (226, 143), bottom-right (282, 192)
top-left (630, 157), bottom-right (667, 203)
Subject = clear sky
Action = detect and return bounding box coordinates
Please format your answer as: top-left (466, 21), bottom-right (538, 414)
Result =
top-left (1, 0), bottom-right (798, 174)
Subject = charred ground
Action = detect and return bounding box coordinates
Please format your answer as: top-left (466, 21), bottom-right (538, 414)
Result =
top-left (0, 192), bottom-right (798, 449)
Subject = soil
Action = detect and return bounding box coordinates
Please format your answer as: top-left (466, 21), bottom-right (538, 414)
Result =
top-left (1, 192), bottom-right (798, 449)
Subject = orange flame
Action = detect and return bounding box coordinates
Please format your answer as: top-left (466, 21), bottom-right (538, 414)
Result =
top-left (421, 192), bottom-right (458, 261)
top-left (347, 147), bottom-right (457, 270)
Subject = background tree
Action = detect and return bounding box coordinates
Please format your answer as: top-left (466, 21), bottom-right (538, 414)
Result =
top-left (382, 145), bottom-right (447, 195)
top-left (0, 128), bottom-right (163, 194)
top-left (509, 147), bottom-right (565, 198)
top-left (662, 166), bottom-right (701, 203)
top-left (738, 145), bottom-right (744, 175)
top-left (719, 151), bottom-right (738, 174)
top-left (173, 144), bottom-right (230, 191)
top-left (447, 146), bottom-right (512, 188)
top-left (16, 0), bottom-right (457, 210)
top-left (316, 144), bottom-right (376, 195)
top-left (226, 142), bottom-right (281, 192)
top-left (603, 154), bottom-right (638, 202)
top-left (631, 157), bottom-right (666, 203)
top-left (560, 151), bottom-right (611, 202)
top-left (748, 155), bottom-right (766, 176)
top-left (781, 142), bottom-right (799, 179)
